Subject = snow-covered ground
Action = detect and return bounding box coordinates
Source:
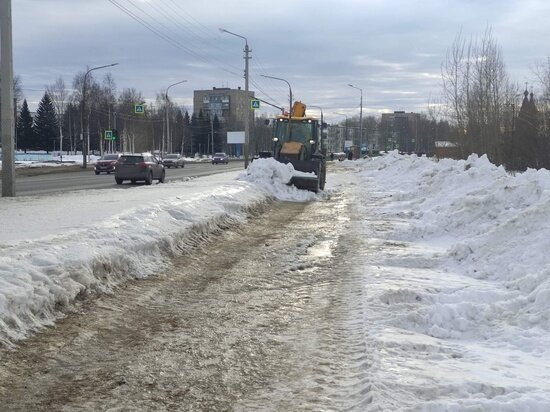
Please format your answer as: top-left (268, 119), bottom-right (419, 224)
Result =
top-left (1, 153), bottom-right (549, 409)
top-left (339, 152), bottom-right (550, 410)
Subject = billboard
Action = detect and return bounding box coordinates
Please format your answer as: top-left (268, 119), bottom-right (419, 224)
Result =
top-left (227, 131), bottom-right (245, 144)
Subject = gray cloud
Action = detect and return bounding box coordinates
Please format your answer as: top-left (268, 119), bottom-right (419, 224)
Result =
top-left (12, 0), bottom-right (550, 119)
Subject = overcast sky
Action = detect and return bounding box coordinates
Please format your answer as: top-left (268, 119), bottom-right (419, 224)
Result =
top-left (11, 0), bottom-right (550, 122)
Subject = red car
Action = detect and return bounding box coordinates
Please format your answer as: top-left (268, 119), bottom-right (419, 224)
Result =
top-left (94, 153), bottom-right (121, 175)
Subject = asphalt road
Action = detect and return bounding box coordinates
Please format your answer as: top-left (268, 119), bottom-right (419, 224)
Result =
top-left (0, 161), bottom-right (245, 196)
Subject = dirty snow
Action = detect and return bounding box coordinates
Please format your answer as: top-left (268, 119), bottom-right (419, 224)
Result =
top-left (332, 152), bottom-right (550, 410)
top-left (0, 152), bottom-right (549, 409)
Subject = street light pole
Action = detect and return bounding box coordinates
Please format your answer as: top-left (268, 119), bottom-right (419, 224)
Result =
top-left (80, 63), bottom-right (118, 168)
top-left (165, 80), bottom-right (187, 156)
top-left (1, 0), bottom-right (15, 197)
top-left (220, 28), bottom-right (252, 168)
top-left (261, 74), bottom-right (292, 117)
top-left (261, 74), bottom-right (293, 142)
top-left (348, 84), bottom-right (364, 154)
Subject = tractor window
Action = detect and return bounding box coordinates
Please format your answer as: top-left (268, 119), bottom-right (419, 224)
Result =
top-left (274, 119), bottom-right (316, 144)
top-left (274, 120), bottom-right (288, 141)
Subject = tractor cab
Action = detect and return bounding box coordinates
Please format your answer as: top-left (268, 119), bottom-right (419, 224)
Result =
top-left (273, 117), bottom-right (320, 161)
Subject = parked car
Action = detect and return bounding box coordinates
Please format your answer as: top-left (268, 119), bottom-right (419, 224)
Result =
top-left (212, 152), bottom-right (229, 165)
top-left (162, 153), bottom-right (185, 168)
top-left (94, 153), bottom-right (121, 175)
top-left (114, 153), bottom-right (165, 185)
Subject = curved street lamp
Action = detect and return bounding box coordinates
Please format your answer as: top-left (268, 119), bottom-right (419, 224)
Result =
top-left (261, 74), bottom-right (293, 144)
top-left (80, 62), bottom-right (118, 168)
top-left (348, 83), bottom-right (364, 152)
top-left (219, 28), bottom-right (252, 168)
top-left (165, 80), bottom-right (187, 155)
top-left (261, 74), bottom-right (293, 117)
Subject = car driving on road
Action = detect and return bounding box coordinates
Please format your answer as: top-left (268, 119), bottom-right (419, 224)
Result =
top-left (114, 153), bottom-right (165, 185)
top-left (94, 153), bottom-right (121, 175)
top-left (162, 153), bottom-right (185, 168)
top-left (212, 152), bottom-right (229, 164)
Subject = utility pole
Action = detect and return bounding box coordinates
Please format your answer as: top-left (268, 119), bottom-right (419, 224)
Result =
top-left (244, 41), bottom-right (251, 168)
top-left (113, 111), bottom-right (117, 152)
top-left (219, 28), bottom-right (252, 168)
top-left (211, 115), bottom-right (214, 156)
top-left (1, 0), bottom-right (16, 197)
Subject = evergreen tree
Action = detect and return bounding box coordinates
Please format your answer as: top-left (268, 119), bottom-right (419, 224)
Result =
top-left (16, 99), bottom-right (35, 151)
top-left (174, 109), bottom-right (184, 154)
top-left (198, 110), bottom-right (209, 154)
top-left (213, 114), bottom-right (222, 152)
top-left (191, 110), bottom-right (210, 154)
top-left (183, 111), bottom-right (191, 155)
top-left (515, 90), bottom-right (540, 170)
top-left (33, 93), bottom-right (59, 151)
top-left (190, 112), bottom-right (200, 154)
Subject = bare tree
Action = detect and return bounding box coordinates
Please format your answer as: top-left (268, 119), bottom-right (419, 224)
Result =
top-left (46, 76), bottom-right (67, 155)
top-left (441, 30), bottom-right (467, 144)
top-left (13, 75), bottom-right (23, 109)
top-left (117, 88), bottom-right (148, 152)
top-left (531, 58), bottom-right (550, 168)
top-left (441, 27), bottom-right (511, 164)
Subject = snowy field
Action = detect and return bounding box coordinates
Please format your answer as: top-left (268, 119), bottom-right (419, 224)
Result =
top-left (1, 153), bottom-right (549, 409)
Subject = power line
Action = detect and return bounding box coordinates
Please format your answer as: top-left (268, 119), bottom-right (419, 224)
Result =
top-left (108, 1), bottom-right (301, 114)
top-left (152, 0), bottom-right (242, 72)
top-left (109, 0), bottom-right (242, 79)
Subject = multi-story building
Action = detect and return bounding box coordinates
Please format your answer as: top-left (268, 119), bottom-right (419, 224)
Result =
top-left (380, 111), bottom-right (421, 153)
top-left (193, 87), bottom-right (254, 128)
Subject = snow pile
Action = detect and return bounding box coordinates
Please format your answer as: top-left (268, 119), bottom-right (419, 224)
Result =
top-left (0, 159), bottom-right (322, 348)
top-left (363, 152), bottom-right (550, 325)
top-left (342, 152), bottom-right (550, 409)
top-left (0, 178), bottom-right (270, 348)
top-left (238, 157), bottom-right (318, 202)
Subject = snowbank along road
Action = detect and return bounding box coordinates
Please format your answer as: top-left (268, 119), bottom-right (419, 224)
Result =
top-left (0, 188), bottom-right (375, 410)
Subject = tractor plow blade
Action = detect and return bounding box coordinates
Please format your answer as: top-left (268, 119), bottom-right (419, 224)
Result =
top-left (289, 175), bottom-right (320, 193)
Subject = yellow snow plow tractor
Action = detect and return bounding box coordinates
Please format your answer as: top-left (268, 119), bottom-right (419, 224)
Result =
top-left (271, 102), bottom-right (326, 192)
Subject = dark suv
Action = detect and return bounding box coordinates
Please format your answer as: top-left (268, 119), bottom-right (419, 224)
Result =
top-left (94, 153), bottom-right (121, 174)
top-left (114, 153), bottom-right (165, 185)
top-left (212, 152), bottom-right (229, 164)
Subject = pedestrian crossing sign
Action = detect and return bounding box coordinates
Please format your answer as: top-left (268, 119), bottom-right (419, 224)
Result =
top-left (104, 130), bottom-right (114, 140)
top-left (134, 104), bottom-right (145, 114)
top-left (250, 99), bottom-right (260, 109)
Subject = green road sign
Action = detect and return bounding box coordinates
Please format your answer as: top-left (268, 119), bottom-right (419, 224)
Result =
top-left (134, 104), bottom-right (145, 114)
top-left (250, 99), bottom-right (260, 110)
top-left (104, 130), bottom-right (114, 140)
